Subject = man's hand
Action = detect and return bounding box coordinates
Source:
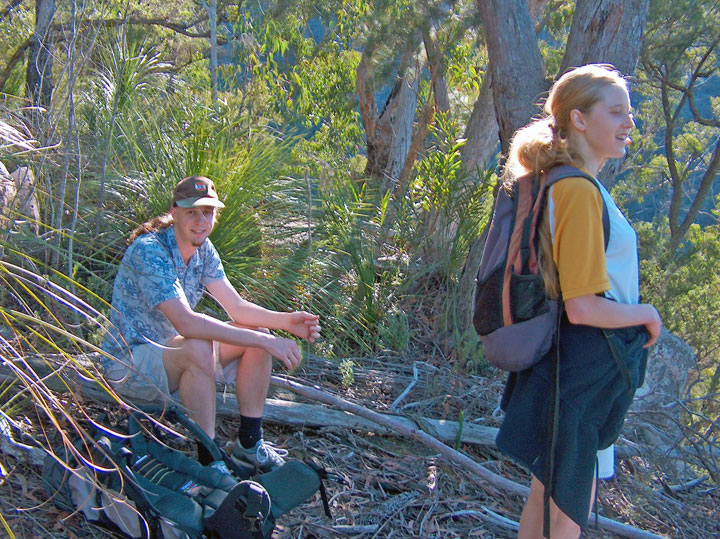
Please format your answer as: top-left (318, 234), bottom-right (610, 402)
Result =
top-left (265, 335), bottom-right (303, 371)
top-left (284, 311), bottom-right (321, 343)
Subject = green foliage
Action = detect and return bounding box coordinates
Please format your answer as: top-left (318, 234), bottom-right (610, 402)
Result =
top-left (310, 177), bottom-right (404, 355)
top-left (339, 358), bottom-right (356, 388)
top-left (454, 410), bottom-right (464, 450)
top-left (410, 113), bottom-right (492, 275)
top-left (403, 114), bottom-right (494, 361)
top-left (632, 0), bottom-right (720, 236)
top-left (636, 212), bottom-right (720, 435)
top-left (0, 3), bottom-right (34, 97)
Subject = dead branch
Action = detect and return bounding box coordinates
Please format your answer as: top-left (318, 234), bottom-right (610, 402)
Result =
top-left (0, 411), bottom-right (46, 466)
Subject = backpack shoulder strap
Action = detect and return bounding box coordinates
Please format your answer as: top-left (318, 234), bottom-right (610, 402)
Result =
top-left (544, 165), bottom-right (610, 251)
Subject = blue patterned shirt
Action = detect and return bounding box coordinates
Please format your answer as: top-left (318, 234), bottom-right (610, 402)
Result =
top-left (102, 225), bottom-right (225, 365)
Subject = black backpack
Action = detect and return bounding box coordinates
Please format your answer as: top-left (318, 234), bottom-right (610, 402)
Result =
top-left (42, 408), bottom-right (333, 538)
top-left (473, 165), bottom-right (609, 371)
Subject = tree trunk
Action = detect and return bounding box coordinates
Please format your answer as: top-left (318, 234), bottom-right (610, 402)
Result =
top-left (26, 0), bottom-right (56, 108)
top-left (560, 0), bottom-right (649, 76)
top-left (397, 97), bottom-right (434, 194)
top-left (395, 27), bottom-right (448, 193)
top-left (202, 0), bottom-right (219, 112)
top-left (422, 26), bottom-right (449, 113)
top-left (461, 0), bottom-right (550, 173)
top-left (358, 45), bottom-right (419, 191)
top-left (456, 0), bottom-right (546, 339)
top-left (476, 0), bottom-right (546, 153)
top-left (461, 73), bottom-right (499, 174)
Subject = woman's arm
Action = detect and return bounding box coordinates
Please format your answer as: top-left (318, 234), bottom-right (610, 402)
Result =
top-left (564, 294), bottom-right (662, 347)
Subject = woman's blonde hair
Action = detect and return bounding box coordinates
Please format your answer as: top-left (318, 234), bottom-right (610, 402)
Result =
top-left (503, 63), bottom-right (629, 297)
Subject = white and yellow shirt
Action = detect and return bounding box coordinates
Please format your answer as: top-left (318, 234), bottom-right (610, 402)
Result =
top-left (546, 176), bottom-right (639, 305)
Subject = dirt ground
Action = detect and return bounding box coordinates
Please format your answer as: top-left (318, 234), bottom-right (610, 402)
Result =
top-left (0, 352), bottom-right (718, 538)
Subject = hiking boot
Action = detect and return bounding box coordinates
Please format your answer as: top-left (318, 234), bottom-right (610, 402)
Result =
top-left (228, 438), bottom-right (288, 473)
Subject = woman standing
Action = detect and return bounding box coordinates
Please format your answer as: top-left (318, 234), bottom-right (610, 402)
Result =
top-left (495, 64), bottom-right (662, 538)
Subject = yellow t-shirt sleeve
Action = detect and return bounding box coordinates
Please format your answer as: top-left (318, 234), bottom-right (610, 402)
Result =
top-left (549, 177), bottom-right (610, 301)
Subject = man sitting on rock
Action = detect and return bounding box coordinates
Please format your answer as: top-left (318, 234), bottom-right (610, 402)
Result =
top-left (102, 175), bottom-right (320, 472)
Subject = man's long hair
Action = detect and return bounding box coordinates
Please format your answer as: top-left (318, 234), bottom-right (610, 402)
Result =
top-left (127, 212), bottom-right (173, 245)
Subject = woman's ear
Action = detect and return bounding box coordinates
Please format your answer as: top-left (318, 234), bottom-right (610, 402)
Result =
top-left (570, 109), bottom-right (586, 132)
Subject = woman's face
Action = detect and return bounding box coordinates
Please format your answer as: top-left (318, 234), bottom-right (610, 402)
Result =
top-left (572, 83), bottom-right (635, 168)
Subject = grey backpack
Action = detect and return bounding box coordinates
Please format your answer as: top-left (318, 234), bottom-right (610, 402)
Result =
top-left (473, 165), bottom-right (609, 371)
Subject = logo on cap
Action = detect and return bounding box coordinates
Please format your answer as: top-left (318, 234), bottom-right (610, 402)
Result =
top-left (194, 182), bottom-right (207, 192)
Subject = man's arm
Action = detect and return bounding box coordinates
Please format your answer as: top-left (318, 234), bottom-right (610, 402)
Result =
top-left (205, 277), bottom-right (320, 342)
top-left (156, 297), bottom-right (303, 370)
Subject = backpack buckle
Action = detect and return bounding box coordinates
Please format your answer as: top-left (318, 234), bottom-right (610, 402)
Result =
top-left (240, 482), bottom-right (266, 522)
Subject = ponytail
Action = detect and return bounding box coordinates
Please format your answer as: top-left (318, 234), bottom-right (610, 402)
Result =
top-left (127, 213), bottom-right (174, 245)
top-left (503, 117), bottom-right (576, 185)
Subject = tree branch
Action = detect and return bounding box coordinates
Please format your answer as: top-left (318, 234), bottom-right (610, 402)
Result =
top-left (671, 138), bottom-right (720, 251)
top-left (0, 39), bottom-right (30, 94)
top-left (0, 12), bottom-right (215, 93)
top-left (660, 65), bottom-right (684, 237)
top-left (665, 38), bottom-right (720, 128)
top-left (102, 15), bottom-right (210, 39)
top-left (421, 25), bottom-right (449, 113)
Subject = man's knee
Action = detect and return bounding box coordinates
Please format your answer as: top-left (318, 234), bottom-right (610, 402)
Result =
top-left (249, 348), bottom-right (272, 367)
top-left (169, 337), bottom-right (215, 375)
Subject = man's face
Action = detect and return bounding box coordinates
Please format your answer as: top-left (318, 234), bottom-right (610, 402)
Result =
top-left (171, 205), bottom-right (217, 247)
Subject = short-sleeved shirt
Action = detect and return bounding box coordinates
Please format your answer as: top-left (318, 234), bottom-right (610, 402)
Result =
top-left (547, 176), bottom-right (639, 304)
top-left (101, 225), bottom-right (225, 367)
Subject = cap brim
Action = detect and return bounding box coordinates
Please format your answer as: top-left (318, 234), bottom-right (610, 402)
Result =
top-left (175, 197), bottom-right (225, 209)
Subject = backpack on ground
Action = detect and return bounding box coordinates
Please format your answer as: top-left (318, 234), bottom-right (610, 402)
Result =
top-left (42, 408), bottom-right (333, 538)
top-left (473, 165), bottom-right (609, 371)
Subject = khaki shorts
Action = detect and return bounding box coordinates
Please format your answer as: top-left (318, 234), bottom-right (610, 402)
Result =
top-left (104, 341), bottom-right (237, 404)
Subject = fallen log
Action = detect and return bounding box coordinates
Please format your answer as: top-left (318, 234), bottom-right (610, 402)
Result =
top-left (0, 354), bottom-right (645, 457)
top-left (0, 354), bottom-right (497, 447)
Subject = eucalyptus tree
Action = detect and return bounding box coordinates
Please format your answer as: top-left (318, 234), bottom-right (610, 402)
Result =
top-left (633, 0), bottom-right (720, 253)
